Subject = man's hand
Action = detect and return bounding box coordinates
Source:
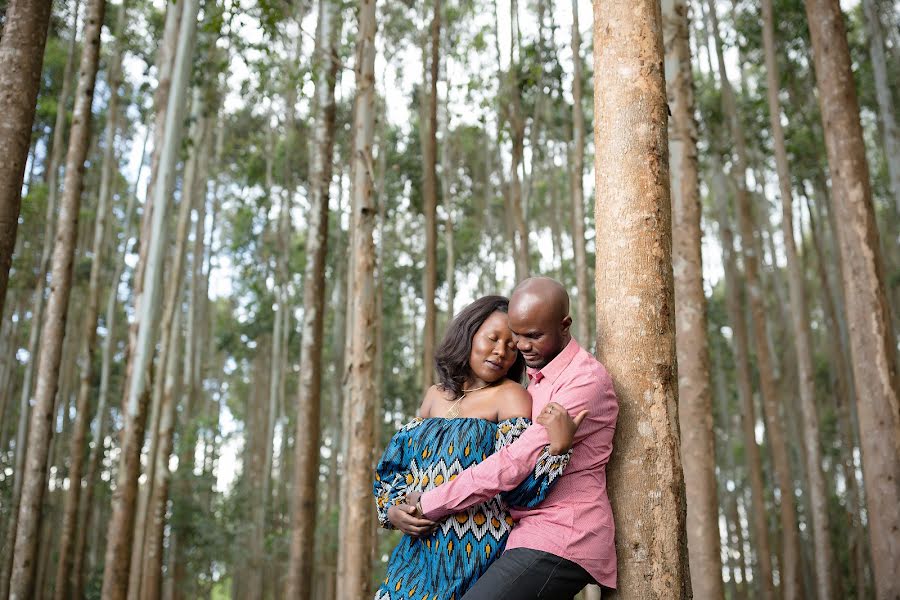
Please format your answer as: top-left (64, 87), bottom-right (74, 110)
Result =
top-left (405, 491), bottom-right (423, 515)
top-left (536, 402), bottom-right (589, 454)
top-left (387, 500), bottom-right (437, 538)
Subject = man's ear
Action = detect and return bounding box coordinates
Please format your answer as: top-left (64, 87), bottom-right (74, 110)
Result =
top-left (561, 315), bottom-right (572, 334)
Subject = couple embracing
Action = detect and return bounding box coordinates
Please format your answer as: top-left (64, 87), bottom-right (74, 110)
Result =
top-left (373, 277), bottom-right (618, 600)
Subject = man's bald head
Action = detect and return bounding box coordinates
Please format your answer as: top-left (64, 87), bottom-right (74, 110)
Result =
top-left (508, 277), bottom-right (573, 369)
top-left (510, 277), bottom-right (570, 322)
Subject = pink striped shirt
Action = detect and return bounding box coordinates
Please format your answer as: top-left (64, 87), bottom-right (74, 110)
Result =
top-left (420, 338), bottom-right (619, 588)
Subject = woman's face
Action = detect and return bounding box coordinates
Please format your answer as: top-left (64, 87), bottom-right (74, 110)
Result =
top-left (468, 311), bottom-right (519, 385)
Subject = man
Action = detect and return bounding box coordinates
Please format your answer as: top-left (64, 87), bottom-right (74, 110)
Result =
top-left (400, 277), bottom-right (619, 598)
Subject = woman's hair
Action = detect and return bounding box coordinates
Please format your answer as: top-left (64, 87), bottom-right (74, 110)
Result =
top-left (434, 295), bottom-right (525, 399)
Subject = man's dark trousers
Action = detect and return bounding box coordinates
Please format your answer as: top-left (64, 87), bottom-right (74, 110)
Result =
top-left (462, 548), bottom-right (596, 600)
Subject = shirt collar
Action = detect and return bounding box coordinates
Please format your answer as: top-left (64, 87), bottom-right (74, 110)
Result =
top-left (525, 337), bottom-right (580, 387)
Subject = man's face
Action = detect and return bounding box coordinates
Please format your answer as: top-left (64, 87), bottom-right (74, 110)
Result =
top-left (507, 302), bottom-right (570, 369)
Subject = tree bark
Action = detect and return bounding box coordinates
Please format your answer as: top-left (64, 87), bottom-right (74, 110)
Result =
top-left (335, 0), bottom-right (378, 595)
top-left (8, 0), bottom-right (107, 596)
top-left (803, 0), bottom-right (900, 595)
top-left (662, 0), bottom-right (723, 597)
top-left (705, 3), bottom-right (804, 596)
top-left (0, 0), bottom-right (54, 320)
top-left (593, 1), bottom-right (690, 597)
top-left (570, 0), bottom-right (590, 348)
top-left (286, 0), bottom-right (340, 596)
top-left (53, 8), bottom-right (127, 594)
top-left (100, 1), bottom-right (200, 596)
top-left (760, 2), bottom-right (834, 596)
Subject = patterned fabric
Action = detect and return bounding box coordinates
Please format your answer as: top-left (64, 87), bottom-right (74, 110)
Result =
top-left (373, 417), bottom-right (570, 600)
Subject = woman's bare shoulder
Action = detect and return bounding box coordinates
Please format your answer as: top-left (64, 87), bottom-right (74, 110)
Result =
top-left (494, 380), bottom-right (532, 420)
top-left (418, 384), bottom-right (453, 417)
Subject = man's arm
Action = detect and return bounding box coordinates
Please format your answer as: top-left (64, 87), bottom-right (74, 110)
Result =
top-left (419, 371), bottom-right (609, 520)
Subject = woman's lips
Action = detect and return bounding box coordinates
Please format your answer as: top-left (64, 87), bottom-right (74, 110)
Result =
top-left (485, 360), bottom-right (502, 370)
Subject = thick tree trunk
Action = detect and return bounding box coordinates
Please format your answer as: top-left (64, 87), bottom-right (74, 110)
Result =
top-left (662, 1), bottom-right (723, 597)
top-left (803, 0), bottom-right (900, 595)
top-left (335, 0), bottom-right (378, 596)
top-left (593, 1), bottom-right (690, 597)
top-left (760, 2), bottom-right (834, 596)
top-left (286, 0), bottom-right (340, 596)
top-left (7, 0), bottom-right (106, 596)
top-left (862, 0), bottom-right (900, 213)
top-left (711, 160), bottom-right (776, 600)
top-left (706, 3), bottom-right (803, 596)
top-left (100, 1), bottom-right (200, 596)
top-left (0, 2), bottom-right (83, 589)
top-left (53, 8), bottom-right (127, 594)
top-left (570, 0), bottom-right (590, 347)
top-left (0, 0), bottom-right (53, 320)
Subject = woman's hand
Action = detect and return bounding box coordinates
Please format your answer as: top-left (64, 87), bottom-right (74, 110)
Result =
top-left (537, 402), bottom-right (589, 455)
top-left (387, 500), bottom-right (437, 538)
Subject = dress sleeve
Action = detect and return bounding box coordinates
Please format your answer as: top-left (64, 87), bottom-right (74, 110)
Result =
top-left (494, 417), bottom-right (571, 509)
top-left (373, 420), bottom-right (418, 529)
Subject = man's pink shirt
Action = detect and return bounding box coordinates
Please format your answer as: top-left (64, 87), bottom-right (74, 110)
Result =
top-left (419, 338), bottom-right (619, 588)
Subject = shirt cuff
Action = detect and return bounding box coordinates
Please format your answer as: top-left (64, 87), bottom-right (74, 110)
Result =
top-left (419, 489), bottom-right (445, 520)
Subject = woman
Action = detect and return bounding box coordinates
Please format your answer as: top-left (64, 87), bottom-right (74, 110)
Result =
top-left (373, 296), bottom-right (577, 600)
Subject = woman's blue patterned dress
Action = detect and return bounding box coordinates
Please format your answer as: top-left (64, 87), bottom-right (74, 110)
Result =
top-left (373, 417), bottom-right (570, 600)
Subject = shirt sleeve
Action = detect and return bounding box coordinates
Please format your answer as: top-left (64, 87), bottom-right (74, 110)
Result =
top-left (495, 417), bottom-right (571, 509)
top-left (373, 420), bottom-right (417, 529)
top-left (420, 372), bottom-right (607, 520)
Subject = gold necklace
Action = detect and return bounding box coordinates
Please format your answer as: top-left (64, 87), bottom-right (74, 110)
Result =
top-left (445, 382), bottom-right (494, 419)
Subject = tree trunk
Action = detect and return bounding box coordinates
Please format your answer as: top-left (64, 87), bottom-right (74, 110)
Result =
top-left (803, 0), bottom-right (900, 595)
top-left (705, 3), bottom-right (803, 596)
top-left (711, 159), bottom-right (776, 600)
top-left (140, 106), bottom-right (209, 600)
top-left (335, 0), bottom-right (378, 596)
top-left (662, 0), bottom-right (723, 597)
top-left (0, 0), bottom-right (54, 320)
top-left (570, 0), bottom-right (590, 347)
top-left (53, 9), bottom-right (127, 595)
top-left (7, 0), bottom-right (106, 596)
top-left (420, 0), bottom-right (440, 392)
top-left (760, 2), bottom-right (834, 596)
top-left (286, 0), bottom-right (340, 596)
top-left (862, 0), bottom-right (900, 213)
top-left (100, 1), bottom-right (199, 596)
top-left (593, 1), bottom-right (690, 596)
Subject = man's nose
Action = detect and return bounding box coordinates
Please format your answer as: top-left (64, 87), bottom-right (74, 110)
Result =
top-left (516, 338), bottom-right (530, 351)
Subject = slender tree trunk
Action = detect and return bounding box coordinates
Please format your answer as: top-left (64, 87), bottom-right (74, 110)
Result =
top-left (71, 132), bottom-right (143, 597)
top-left (861, 0), bottom-right (900, 212)
top-left (662, 0), bottom-right (723, 597)
top-left (140, 108), bottom-right (209, 600)
top-left (101, 1), bottom-right (199, 596)
top-left (803, 0), bottom-right (900, 595)
top-left (7, 0), bottom-right (106, 596)
top-left (141, 303), bottom-right (184, 600)
top-left (706, 3), bottom-right (803, 596)
top-left (570, 0), bottom-right (590, 347)
top-left (335, 0), bottom-right (378, 595)
top-left (760, 2), bottom-right (834, 596)
top-left (593, 1), bottom-right (690, 597)
top-left (54, 9), bottom-right (127, 595)
top-left (0, 0), bottom-right (54, 319)
top-left (711, 160), bottom-right (776, 600)
top-left (804, 191), bottom-right (869, 599)
top-left (420, 0), bottom-right (440, 391)
top-left (286, 0), bottom-right (340, 596)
